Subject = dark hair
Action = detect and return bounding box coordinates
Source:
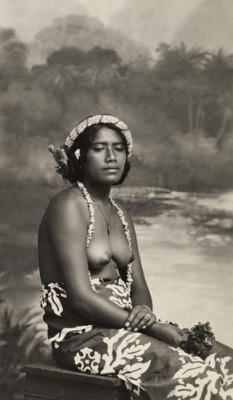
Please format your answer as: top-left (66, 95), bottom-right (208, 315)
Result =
top-left (65, 123), bottom-right (130, 184)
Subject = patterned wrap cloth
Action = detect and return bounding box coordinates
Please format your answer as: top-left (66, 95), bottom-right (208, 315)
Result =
top-left (40, 183), bottom-right (233, 400)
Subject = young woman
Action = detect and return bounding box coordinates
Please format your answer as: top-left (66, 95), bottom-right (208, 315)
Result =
top-left (39, 114), bottom-right (233, 400)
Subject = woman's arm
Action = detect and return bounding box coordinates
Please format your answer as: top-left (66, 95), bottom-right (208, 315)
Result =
top-left (117, 205), bottom-right (157, 331)
top-left (126, 211), bottom-right (153, 309)
top-left (122, 206), bottom-right (184, 346)
top-left (45, 191), bottom-right (131, 328)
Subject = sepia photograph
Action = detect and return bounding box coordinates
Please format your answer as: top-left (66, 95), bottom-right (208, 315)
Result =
top-left (0, 1), bottom-right (233, 399)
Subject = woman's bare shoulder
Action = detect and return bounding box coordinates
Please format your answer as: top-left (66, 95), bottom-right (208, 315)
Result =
top-left (41, 185), bottom-right (88, 227)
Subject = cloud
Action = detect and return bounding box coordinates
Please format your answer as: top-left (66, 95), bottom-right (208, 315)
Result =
top-left (110, 0), bottom-right (196, 56)
top-left (0, 0), bottom-right (88, 41)
top-left (110, 0), bottom-right (233, 56)
top-left (174, 0), bottom-right (233, 53)
top-left (0, 0), bottom-right (125, 42)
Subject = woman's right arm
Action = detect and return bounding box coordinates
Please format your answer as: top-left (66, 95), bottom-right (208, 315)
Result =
top-left (46, 192), bottom-right (130, 329)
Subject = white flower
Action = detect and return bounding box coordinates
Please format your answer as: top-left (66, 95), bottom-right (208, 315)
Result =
top-left (75, 149), bottom-right (80, 159)
top-left (116, 120), bottom-right (128, 131)
top-left (69, 127), bottom-right (78, 140)
top-left (64, 115), bottom-right (133, 158)
top-left (88, 115), bottom-right (102, 125)
top-left (77, 120), bottom-right (88, 134)
top-left (101, 115), bottom-right (118, 124)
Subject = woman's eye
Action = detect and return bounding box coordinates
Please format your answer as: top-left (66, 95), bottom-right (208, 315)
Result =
top-left (93, 146), bottom-right (105, 152)
top-left (114, 146), bottom-right (124, 152)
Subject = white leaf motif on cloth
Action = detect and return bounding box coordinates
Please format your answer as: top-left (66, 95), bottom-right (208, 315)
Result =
top-left (108, 295), bottom-right (132, 309)
top-left (106, 281), bottom-right (132, 309)
top-left (125, 381), bottom-right (144, 397)
top-left (118, 360), bottom-right (151, 388)
top-left (50, 325), bottom-right (93, 347)
top-left (167, 347), bottom-right (224, 400)
top-left (74, 348), bottom-right (101, 374)
top-left (40, 283), bottom-right (67, 317)
top-left (205, 353), bottom-right (233, 395)
top-left (101, 329), bottom-right (151, 383)
top-left (219, 385), bottom-right (233, 400)
top-left (172, 359), bottom-right (209, 380)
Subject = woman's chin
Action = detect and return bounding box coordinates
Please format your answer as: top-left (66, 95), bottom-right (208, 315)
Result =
top-left (104, 176), bottom-right (122, 185)
top-left (98, 174), bottom-right (122, 186)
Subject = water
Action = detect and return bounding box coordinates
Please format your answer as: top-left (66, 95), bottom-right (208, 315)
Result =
top-left (4, 190), bottom-right (233, 347)
top-left (138, 214), bottom-right (233, 347)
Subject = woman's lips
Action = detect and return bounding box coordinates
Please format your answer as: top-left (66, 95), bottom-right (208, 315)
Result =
top-left (103, 167), bottom-right (120, 173)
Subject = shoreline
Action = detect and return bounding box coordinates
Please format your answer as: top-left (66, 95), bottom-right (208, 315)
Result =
top-left (2, 187), bottom-right (233, 348)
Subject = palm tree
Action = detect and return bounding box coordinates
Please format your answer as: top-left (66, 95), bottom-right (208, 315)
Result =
top-left (215, 89), bottom-right (233, 148)
top-left (83, 46), bottom-right (124, 90)
top-left (204, 49), bottom-right (233, 93)
top-left (203, 49), bottom-right (233, 147)
top-left (31, 63), bottom-right (83, 101)
top-left (31, 46), bottom-right (124, 104)
top-left (154, 42), bottom-right (209, 134)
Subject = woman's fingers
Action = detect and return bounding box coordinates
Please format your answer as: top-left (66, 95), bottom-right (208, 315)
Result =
top-left (129, 313), bottom-right (151, 331)
top-left (136, 313), bottom-right (153, 331)
top-left (124, 307), bottom-right (140, 328)
top-left (125, 306), bottom-right (156, 331)
top-left (143, 315), bottom-right (157, 329)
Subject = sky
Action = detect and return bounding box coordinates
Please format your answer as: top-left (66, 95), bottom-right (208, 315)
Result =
top-left (0, 0), bottom-right (125, 41)
top-left (1, 0), bottom-right (233, 56)
top-left (111, 0), bottom-right (233, 55)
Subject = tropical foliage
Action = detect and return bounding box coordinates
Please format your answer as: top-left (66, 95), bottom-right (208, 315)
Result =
top-left (0, 273), bottom-right (50, 400)
top-left (1, 19), bottom-right (233, 191)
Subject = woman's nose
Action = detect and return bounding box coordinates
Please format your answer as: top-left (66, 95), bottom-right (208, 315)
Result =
top-left (106, 148), bottom-right (116, 162)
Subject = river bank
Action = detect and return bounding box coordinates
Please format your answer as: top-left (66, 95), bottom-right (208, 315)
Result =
top-left (2, 187), bottom-right (233, 347)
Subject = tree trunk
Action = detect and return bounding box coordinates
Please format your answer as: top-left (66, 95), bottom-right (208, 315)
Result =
top-left (188, 94), bottom-right (193, 134)
top-left (215, 114), bottom-right (228, 149)
top-left (195, 89), bottom-right (203, 132)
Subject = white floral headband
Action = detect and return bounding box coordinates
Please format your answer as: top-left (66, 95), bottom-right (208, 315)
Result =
top-left (48, 114), bottom-right (133, 178)
top-left (65, 114), bottom-right (133, 157)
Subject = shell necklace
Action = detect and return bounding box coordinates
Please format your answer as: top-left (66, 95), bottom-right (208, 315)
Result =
top-left (77, 181), bottom-right (133, 295)
top-left (90, 196), bottom-right (112, 235)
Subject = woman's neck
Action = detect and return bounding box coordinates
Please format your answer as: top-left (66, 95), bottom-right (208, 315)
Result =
top-left (82, 179), bottom-right (111, 204)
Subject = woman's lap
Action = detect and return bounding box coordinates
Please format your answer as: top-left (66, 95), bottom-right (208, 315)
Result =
top-left (52, 327), bottom-right (233, 400)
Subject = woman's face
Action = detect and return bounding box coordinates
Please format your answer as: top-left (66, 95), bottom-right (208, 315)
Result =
top-left (83, 127), bottom-right (127, 186)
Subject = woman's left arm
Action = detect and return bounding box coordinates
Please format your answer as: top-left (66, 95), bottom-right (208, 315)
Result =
top-left (121, 206), bottom-right (184, 347)
top-left (121, 206), bottom-right (157, 331)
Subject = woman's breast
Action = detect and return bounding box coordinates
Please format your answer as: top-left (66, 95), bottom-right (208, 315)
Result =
top-left (87, 234), bottom-right (134, 270)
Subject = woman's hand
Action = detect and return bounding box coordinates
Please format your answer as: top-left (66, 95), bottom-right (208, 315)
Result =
top-left (149, 323), bottom-right (184, 347)
top-left (124, 305), bottom-right (157, 332)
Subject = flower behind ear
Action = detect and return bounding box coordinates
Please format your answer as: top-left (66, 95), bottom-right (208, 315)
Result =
top-left (75, 149), bottom-right (80, 160)
top-left (48, 145), bottom-right (68, 178)
top-left (48, 144), bottom-right (55, 155)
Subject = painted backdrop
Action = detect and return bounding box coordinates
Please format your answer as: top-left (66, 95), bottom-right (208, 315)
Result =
top-left (0, 1), bottom-right (233, 399)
